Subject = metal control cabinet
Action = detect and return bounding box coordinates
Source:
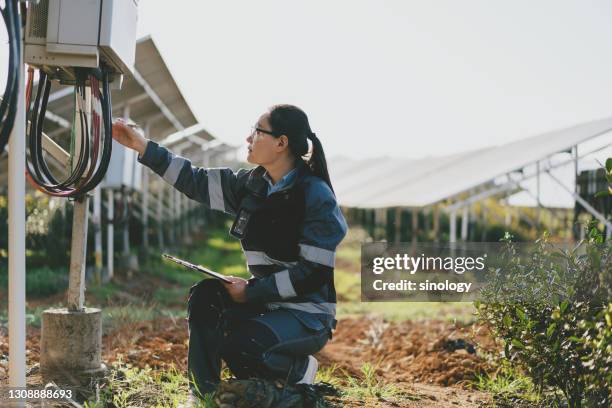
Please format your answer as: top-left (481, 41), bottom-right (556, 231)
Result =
top-left (25, 0), bottom-right (138, 82)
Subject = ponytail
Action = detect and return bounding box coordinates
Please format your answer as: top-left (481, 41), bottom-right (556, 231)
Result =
top-left (268, 104), bottom-right (335, 194)
top-left (306, 132), bottom-right (334, 193)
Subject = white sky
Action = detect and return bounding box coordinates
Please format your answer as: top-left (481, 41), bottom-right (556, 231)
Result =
top-left (2, 0), bottom-right (612, 165)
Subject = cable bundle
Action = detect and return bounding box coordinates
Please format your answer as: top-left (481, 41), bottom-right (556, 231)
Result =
top-left (0, 0), bottom-right (21, 153)
top-left (25, 67), bottom-right (113, 197)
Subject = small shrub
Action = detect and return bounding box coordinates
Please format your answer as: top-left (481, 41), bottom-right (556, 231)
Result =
top-left (476, 231), bottom-right (611, 407)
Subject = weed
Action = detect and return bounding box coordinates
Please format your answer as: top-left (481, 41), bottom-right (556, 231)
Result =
top-left (342, 362), bottom-right (401, 399)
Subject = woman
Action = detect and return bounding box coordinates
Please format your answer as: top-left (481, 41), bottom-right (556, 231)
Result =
top-left (112, 105), bottom-right (347, 401)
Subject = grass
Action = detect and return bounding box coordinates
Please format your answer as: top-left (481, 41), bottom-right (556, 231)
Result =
top-left (339, 362), bottom-right (420, 404)
top-left (83, 360), bottom-right (417, 407)
top-left (82, 361), bottom-right (216, 408)
top-left (471, 363), bottom-right (552, 407)
top-left (0, 266), bottom-right (69, 297)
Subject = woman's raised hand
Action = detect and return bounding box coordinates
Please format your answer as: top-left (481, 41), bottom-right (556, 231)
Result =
top-left (111, 118), bottom-right (148, 156)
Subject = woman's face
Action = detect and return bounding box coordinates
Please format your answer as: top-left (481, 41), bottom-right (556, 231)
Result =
top-left (246, 113), bottom-right (286, 165)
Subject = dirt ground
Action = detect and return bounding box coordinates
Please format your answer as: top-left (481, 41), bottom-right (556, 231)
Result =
top-left (1, 315), bottom-right (496, 407)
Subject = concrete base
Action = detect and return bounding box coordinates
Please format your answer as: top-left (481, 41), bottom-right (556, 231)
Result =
top-left (40, 308), bottom-right (107, 386)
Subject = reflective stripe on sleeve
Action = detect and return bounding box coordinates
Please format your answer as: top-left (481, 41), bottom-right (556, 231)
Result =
top-left (274, 270), bottom-right (297, 299)
top-left (162, 157), bottom-right (187, 186)
top-left (299, 244), bottom-right (336, 267)
top-left (208, 169), bottom-right (225, 211)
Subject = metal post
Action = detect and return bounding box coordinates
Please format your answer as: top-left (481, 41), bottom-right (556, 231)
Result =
top-left (449, 210), bottom-right (457, 243)
top-left (572, 145), bottom-right (578, 195)
top-left (122, 195), bottom-right (130, 255)
top-left (411, 208), bottom-right (418, 244)
top-left (394, 207), bottom-right (402, 243)
top-left (157, 188), bottom-right (164, 249)
top-left (433, 206), bottom-right (440, 243)
top-left (176, 189), bottom-right (182, 242)
top-left (572, 145), bottom-right (580, 238)
top-left (461, 205), bottom-right (469, 241)
top-left (8, 38), bottom-right (26, 391)
top-left (142, 171), bottom-right (149, 249)
top-left (170, 187), bottom-right (176, 245)
top-left (107, 189), bottom-right (114, 279)
top-left (93, 186), bottom-right (103, 283)
top-left (142, 123), bottom-right (151, 250)
top-left (122, 106), bottom-right (131, 256)
top-left (481, 203), bottom-right (488, 241)
top-left (536, 161), bottom-right (541, 229)
top-left (67, 196), bottom-right (90, 311)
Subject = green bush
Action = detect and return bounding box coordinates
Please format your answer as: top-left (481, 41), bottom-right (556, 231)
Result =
top-left (0, 266), bottom-right (68, 296)
top-left (476, 231), bottom-right (611, 407)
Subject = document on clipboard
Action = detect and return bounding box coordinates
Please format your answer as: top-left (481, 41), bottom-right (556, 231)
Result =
top-left (162, 253), bottom-right (233, 284)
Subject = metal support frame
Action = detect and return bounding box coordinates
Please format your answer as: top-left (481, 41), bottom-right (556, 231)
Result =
top-left (132, 68), bottom-right (184, 131)
top-left (449, 210), bottom-right (457, 243)
top-left (446, 182), bottom-right (521, 242)
top-left (8, 38), bottom-right (26, 392)
top-left (546, 169), bottom-right (612, 238)
top-left (461, 205), bottom-right (469, 241)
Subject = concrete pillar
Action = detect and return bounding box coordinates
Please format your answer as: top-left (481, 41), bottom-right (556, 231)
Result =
top-left (40, 308), bottom-right (106, 386)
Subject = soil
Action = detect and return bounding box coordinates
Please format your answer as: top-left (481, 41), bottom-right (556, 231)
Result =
top-left (0, 315), bottom-right (496, 407)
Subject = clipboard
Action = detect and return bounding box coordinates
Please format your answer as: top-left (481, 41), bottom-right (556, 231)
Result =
top-left (162, 253), bottom-right (233, 284)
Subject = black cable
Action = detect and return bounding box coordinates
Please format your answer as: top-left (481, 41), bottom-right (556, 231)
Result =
top-left (26, 66), bottom-right (113, 198)
top-left (0, 0), bottom-right (20, 153)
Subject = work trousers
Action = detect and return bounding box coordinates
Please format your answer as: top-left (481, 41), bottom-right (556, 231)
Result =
top-left (186, 279), bottom-right (330, 395)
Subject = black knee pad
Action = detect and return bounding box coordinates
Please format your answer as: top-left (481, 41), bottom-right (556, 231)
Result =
top-left (187, 279), bottom-right (231, 326)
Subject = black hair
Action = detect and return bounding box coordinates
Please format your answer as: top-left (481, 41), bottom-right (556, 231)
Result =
top-left (267, 104), bottom-right (334, 193)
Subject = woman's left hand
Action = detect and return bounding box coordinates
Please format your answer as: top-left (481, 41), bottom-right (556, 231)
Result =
top-left (222, 276), bottom-right (249, 303)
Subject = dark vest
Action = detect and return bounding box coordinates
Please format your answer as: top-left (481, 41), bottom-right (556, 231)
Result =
top-left (231, 178), bottom-right (306, 262)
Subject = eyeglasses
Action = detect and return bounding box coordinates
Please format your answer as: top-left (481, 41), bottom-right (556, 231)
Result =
top-left (251, 126), bottom-right (279, 137)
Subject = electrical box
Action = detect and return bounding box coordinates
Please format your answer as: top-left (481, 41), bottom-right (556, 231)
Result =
top-left (25, 0), bottom-right (138, 83)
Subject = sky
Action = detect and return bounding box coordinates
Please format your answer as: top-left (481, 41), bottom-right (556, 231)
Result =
top-left (2, 0), bottom-right (612, 160)
top-left (130, 0), bottom-right (612, 162)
